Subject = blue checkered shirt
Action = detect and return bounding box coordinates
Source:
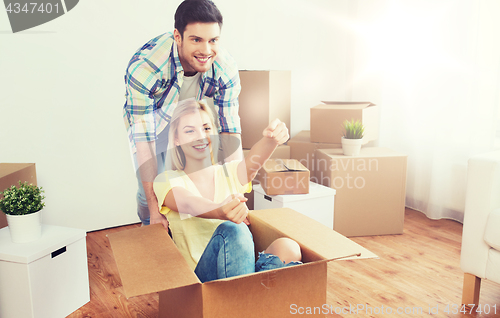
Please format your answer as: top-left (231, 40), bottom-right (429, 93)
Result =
top-left (123, 32), bottom-right (241, 153)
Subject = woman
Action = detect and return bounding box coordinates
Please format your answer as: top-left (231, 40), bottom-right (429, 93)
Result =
top-left (154, 99), bottom-right (301, 282)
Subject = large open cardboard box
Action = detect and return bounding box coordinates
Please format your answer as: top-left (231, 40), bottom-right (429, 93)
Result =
top-left (108, 208), bottom-right (377, 318)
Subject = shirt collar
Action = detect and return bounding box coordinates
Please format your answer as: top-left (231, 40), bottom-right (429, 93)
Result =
top-left (172, 40), bottom-right (184, 75)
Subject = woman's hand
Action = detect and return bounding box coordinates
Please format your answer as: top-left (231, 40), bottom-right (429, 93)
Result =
top-left (219, 194), bottom-right (250, 225)
top-left (262, 118), bottom-right (289, 145)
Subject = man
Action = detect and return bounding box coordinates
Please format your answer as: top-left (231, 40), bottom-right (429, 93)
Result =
top-left (123, 0), bottom-right (242, 229)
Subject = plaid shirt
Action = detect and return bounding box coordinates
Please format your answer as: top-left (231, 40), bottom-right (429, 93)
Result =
top-left (123, 32), bottom-right (241, 153)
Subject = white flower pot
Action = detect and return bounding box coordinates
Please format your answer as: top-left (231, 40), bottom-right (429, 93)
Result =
top-left (6, 210), bottom-right (42, 243)
top-left (341, 137), bottom-right (363, 156)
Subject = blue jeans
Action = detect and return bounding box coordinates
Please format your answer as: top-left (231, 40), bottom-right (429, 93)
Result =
top-left (135, 127), bottom-right (170, 225)
top-left (135, 151), bottom-right (167, 225)
top-left (195, 221), bottom-right (255, 283)
top-left (255, 252), bottom-right (303, 272)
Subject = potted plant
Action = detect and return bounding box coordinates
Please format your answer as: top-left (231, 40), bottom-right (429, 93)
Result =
top-left (0, 181), bottom-right (45, 243)
top-left (341, 119), bottom-right (364, 156)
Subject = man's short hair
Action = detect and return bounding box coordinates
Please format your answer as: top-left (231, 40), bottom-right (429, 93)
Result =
top-left (174, 0), bottom-right (223, 37)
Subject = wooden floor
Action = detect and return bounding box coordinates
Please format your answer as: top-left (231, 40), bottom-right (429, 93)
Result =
top-left (68, 208), bottom-right (500, 318)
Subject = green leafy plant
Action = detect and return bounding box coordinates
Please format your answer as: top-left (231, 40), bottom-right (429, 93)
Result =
top-left (342, 119), bottom-right (365, 139)
top-left (0, 181), bottom-right (45, 215)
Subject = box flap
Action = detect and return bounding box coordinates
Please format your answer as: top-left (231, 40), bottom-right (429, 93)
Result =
top-left (319, 101), bottom-right (375, 109)
top-left (263, 159), bottom-right (308, 173)
top-left (248, 208), bottom-right (377, 263)
top-left (108, 224), bottom-right (200, 298)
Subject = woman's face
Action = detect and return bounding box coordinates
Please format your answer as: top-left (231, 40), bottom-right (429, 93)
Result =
top-left (175, 110), bottom-right (214, 163)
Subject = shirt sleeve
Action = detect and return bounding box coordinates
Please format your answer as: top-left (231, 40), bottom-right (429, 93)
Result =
top-left (153, 170), bottom-right (187, 215)
top-left (212, 51), bottom-right (242, 134)
top-left (124, 59), bottom-right (161, 143)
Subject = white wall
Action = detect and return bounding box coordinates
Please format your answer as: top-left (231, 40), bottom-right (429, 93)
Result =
top-left (0, 0), bottom-right (356, 231)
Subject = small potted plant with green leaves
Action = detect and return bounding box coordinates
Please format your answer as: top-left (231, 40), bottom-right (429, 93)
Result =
top-left (341, 119), bottom-right (365, 156)
top-left (0, 181), bottom-right (45, 243)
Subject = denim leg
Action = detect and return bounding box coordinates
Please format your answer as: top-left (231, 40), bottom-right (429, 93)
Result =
top-left (255, 252), bottom-right (303, 272)
top-left (134, 151), bottom-right (167, 225)
top-left (195, 221), bottom-right (255, 283)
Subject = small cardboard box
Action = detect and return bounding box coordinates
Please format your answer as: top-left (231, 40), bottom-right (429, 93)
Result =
top-left (257, 159), bottom-right (310, 195)
top-left (242, 144), bottom-right (290, 161)
top-left (239, 70), bottom-right (291, 149)
top-left (254, 182), bottom-right (336, 229)
top-left (0, 225), bottom-right (89, 318)
top-left (108, 208), bottom-right (377, 318)
top-left (310, 102), bottom-right (379, 144)
top-left (243, 145), bottom-right (291, 209)
top-left (288, 130), bottom-right (341, 175)
top-left (0, 163), bottom-right (37, 229)
top-left (314, 148), bottom-right (407, 237)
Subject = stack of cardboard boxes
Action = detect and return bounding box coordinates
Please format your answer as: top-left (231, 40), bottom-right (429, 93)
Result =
top-left (239, 71), bottom-right (408, 237)
top-left (291, 102), bottom-right (408, 236)
top-left (239, 70), bottom-right (293, 209)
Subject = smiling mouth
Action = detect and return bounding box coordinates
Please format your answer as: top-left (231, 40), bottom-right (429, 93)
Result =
top-left (195, 56), bottom-right (212, 63)
top-left (193, 143), bottom-right (209, 150)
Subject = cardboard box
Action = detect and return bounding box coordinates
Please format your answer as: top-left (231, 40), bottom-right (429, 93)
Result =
top-left (108, 208), bottom-right (377, 318)
top-left (254, 182), bottom-right (336, 229)
top-left (288, 131), bottom-right (340, 175)
top-left (310, 102), bottom-right (379, 144)
top-left (0, 225), bottom-right (89, 318)
top-left (239, 70), bottom-right (291, 149)
top-left (242, 144), bottom-right (290, 160)
top-left (257, 159), bottom-right (310, 195)
top-left (0, 163), bottom-right (37, 229)
top-left (314, 148), bottom-right (407, 237)
top-left (243, 145), bottom-right (291, 210)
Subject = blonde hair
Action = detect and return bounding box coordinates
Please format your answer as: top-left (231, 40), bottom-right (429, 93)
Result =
top-left (168, 99), bottom-right (218, 170)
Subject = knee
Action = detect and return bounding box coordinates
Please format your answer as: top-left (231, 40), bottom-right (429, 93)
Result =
top-left (217, 221), bottom-right (253, 248)
top-left (265, 237), bottom-right (302, 264)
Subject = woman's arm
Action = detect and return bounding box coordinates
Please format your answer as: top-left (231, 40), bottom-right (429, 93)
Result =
top-left (163, 187), bottom-right (249, 224)
top-left (237, 119), bottom-right (289, 186)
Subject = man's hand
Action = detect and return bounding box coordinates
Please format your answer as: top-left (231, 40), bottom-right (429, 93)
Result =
top-left (150, 208), bottom-right (169, 229)
top-left (263, 118), bottom-right (289, 145)
top-left (144, 183), bottom-right (169, 230)
top-left (219, 194), bottom-right (250, 225)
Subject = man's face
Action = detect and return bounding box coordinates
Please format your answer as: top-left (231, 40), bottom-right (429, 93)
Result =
top-left (174, 22), bottom-right (220, 76)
